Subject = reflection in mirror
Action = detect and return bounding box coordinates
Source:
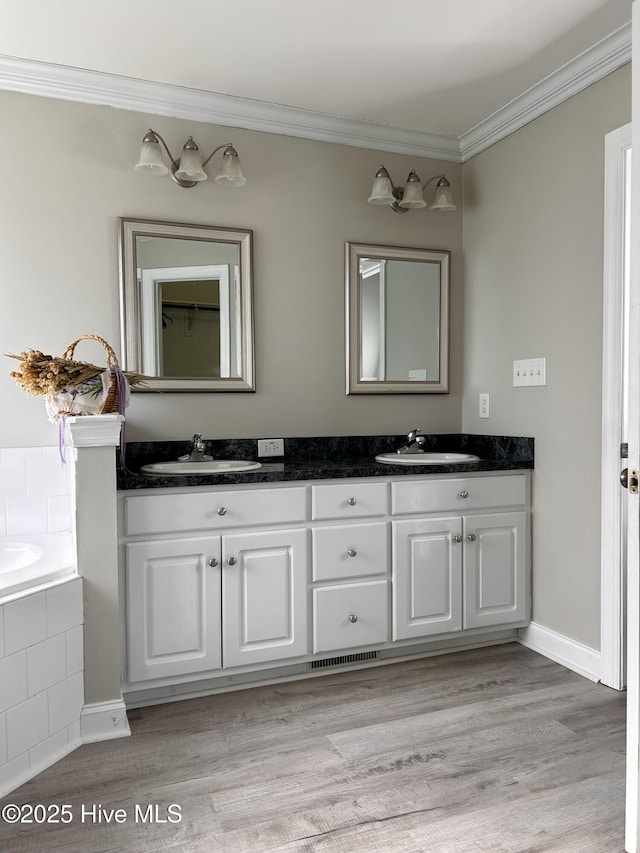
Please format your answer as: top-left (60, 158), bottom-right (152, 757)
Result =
top-left (119, 219), bottom-right (254, 392)
top-left (346, 243), bottom-right (449, 394)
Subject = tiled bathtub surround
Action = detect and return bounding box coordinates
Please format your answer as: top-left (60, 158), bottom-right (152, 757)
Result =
top-left (0, 447), bottom-right (73, 537)
top-left (0, 577), bottom-right (83, 797)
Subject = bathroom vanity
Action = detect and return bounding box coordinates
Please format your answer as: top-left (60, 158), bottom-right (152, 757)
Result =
top-left (118, 435), bottom-right (533, 706)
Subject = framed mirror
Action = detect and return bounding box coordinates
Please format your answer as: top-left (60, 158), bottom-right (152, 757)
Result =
top-left (119, 218), bottom-right (254, 392)
top-left (345, 242), bottom-right (449, 394)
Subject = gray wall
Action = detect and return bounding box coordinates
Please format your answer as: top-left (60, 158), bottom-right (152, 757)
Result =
top-left (461, 65), bottom-right (631, 650)
top-left (0, 91), bottom-right (463, 446)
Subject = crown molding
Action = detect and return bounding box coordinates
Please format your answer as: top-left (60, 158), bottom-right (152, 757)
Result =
top-left (459, 22), bottom-right (631, 162)
top-left (0, 55), bottom-right (461, 162)
top-left (0, 21), bottom-right (631, 166)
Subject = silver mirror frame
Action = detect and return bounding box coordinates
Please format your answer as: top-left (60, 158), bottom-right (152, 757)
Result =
top-left (119, 218), bottom-right (255, 392)
top-left (345, 242), bottom-right (450, 394)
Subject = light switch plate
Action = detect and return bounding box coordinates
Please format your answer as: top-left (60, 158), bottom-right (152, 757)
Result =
top-left (513, 357), bottom-right (546, 387)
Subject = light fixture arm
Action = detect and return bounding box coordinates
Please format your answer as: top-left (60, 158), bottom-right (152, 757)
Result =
top-left (201, 143), bottom-right (236, 169)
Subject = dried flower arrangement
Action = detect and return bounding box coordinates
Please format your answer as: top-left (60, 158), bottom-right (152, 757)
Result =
top-left (6, 335), bottom-right (144, 419)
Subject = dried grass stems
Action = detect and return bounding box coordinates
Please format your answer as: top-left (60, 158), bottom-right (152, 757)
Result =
top-left (6, 349), bottom-right (143, 397)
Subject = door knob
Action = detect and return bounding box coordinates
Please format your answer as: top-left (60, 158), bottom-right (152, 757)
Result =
top-left (453, 534), bottom-right (463, 543)
top-left (467, 533), bottom-right (477, 542)
top-left (217, 506), bottom-right (227, 516)
top-left (227, 556), bottom-right (237, 566)
top-left (621, 468), bottom-right (640, 494)
top-left (348, 614), bottom-right (358, 623)
top-left (348, 548), bottom-right (357, 557)
top-left (347, 497), bottom-right (357, 506)
top-left (208, 558), bottom-right (218, 567)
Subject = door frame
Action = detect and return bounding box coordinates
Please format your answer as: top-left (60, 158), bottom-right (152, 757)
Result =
top-left (601, 122), bottom-right (631, 691)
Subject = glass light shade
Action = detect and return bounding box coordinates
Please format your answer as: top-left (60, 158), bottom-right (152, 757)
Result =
top-left (134, 139), bottom-right (169, 175)
top-left (430, 179), bottom-right (457, 211)
top-left (367, 167), bottom-right (395, 205)
top-left (214, 148), bottom-right (247, 186)
top-left (398, 171), bottom-right (427, 209)
top-left (175, 141), bottom-right (207, 182)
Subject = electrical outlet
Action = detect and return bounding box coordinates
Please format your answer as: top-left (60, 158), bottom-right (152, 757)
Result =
top-left (479, 393), bottom-right (490, 419)
top-left (258, 438), bottom-right (284, 457)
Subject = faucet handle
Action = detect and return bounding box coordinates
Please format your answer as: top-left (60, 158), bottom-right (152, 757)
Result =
top-left (407, 428), bottom-right (421, 441)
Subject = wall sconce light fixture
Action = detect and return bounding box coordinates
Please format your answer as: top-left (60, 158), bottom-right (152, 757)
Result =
top-left (368, 166), bottom-right (456, 213)
top-left (135, 129), bottom-right (246, 189)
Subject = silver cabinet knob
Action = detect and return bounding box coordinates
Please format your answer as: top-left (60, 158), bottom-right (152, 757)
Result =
top-left (217, 506), bottom-right (227, 516)
top-left (227, 556), bottom-right (237, 566)
top-left (347, 497), bottom-right (357, 506)
top-left (467, 533), bottom-right (477, 542)
top-left (453, 534), bottom-right (463, 543)
top-left (208, 558), bottom-right (218, 567)
top-left (348, 614), bottom-right (358, 623)
top-left (348, 548), bottom-right (357, 557)
top-left (459, 490), bottom-right (469, 499)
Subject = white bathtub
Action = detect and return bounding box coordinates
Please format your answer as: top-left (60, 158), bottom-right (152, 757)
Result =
top-left (0, 533), bottom-right (76, 600)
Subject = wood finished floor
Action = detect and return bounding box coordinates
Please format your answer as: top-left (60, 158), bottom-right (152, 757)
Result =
top-left (0, 643), bottom-right (626, 853)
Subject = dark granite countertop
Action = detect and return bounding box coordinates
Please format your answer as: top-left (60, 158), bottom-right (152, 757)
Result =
top-left (117, 434), bottom-right (534, 491)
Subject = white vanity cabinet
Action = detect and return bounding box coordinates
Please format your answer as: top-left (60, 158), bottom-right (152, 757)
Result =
top-left (119, 470), bottom-right (530, 701)
top-left (121, 486), bottom-right (308, 684)
top-left (392, 475), bottom-right (529, 641)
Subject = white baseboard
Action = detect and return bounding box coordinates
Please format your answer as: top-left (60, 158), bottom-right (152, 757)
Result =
top-left (517, 621), bottom-right (601, 683)
top-left (80, 699), bottom-right (131, 743)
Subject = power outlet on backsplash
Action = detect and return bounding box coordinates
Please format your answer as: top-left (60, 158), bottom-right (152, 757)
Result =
top-left (258, 439), bottom-right (285, 457)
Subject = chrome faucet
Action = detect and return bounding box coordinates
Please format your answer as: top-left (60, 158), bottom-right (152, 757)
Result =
top-left (179, 433), bottom-right (213, 462)
top-left (397, 428), bottom-right (427, 454)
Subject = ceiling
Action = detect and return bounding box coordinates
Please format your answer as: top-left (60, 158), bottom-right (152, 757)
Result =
top-left (0, 0), bottom-right (632, 156)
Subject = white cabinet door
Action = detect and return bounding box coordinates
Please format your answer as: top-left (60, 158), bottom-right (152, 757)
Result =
top-left (392, 517), bottom-right (463, 640)
top-left (222, 529), bottom-right (308, 667)
top-left (126, 536), bottom-right (222, 682)
top-left (463, 512), bottom-right (528, 629)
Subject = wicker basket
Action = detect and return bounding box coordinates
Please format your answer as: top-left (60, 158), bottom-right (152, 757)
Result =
top-left (60, 334), bottom-right (123, 414)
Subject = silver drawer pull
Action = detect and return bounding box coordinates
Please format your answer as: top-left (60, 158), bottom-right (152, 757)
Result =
top-left (208, 558), bottom-right (219, 567)
top-left (453, 534), bottom-right (463, 544)
top-left (217, 506), bottom-right (227, 516)
top-left (348, 548), bottom-right (357, 557)
top-left (347, 497), bottom-right (357, 506)
top-left (458, 490), bottom-right (469, 499)
top-left (467, 533), bottom-right (477, 542)
top-left (348, 614), bottom-right (358, 623)
top-left (227, 556), bottom-right (237, 566)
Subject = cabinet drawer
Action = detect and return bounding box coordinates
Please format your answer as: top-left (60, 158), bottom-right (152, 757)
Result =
top-left (312, 522), bottom-right (388, 582)
top-left (311, 481), bottom-right (387, 520)
top-left (313, 580), bottom-right (388, 653)
top-left (124, 487), bottom-right (307, 536)
top-left (392, 474), bottom-right (526, 516)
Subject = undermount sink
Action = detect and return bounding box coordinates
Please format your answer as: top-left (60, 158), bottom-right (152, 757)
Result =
top-left (375, 452), bottom-right (480, 466)
top-left (141, 460), bottom-right (262, 475)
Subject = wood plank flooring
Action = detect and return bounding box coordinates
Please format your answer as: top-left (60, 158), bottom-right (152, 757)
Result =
top-left (0, 643), bottom-right (626, 852)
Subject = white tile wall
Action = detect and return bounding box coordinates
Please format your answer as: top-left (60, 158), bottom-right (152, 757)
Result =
top-left (0, 447), bottom-right (73, 537)
top-left (0, 577), bottom-right (84, 797)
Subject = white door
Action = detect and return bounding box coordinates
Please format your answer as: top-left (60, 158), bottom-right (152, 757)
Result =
top-left (125, 536), bottom-right (222, 682)
top-left (392, 517), bottom-right (463, 640)
top-left (626, 4), bottom-right (640, 849)
top-left (222, 529), bottom-right (308, 667)
top-left (463, 512), bottom-right (527, 630)
top-left (602, 122), bottom-right (631, 690)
